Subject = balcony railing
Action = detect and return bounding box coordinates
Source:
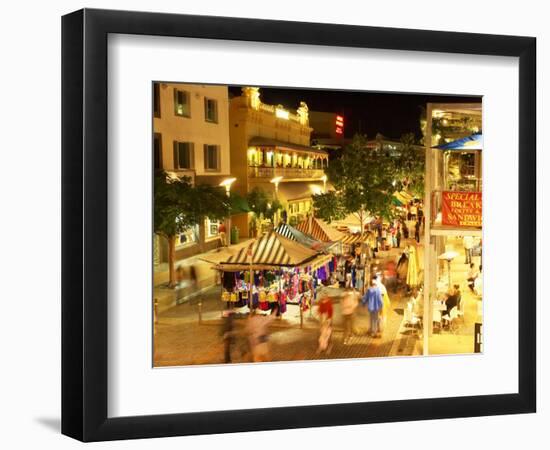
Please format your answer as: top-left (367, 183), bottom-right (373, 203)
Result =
top-left (248, 166), bottom-right (325, 179)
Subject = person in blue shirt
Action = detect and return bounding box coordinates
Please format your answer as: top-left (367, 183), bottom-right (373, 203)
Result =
top-left (363, 277), bottom-right (383, 338)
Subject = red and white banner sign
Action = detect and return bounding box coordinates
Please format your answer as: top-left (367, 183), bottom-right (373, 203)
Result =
top-left (441, 191), bottom-right (482, 227)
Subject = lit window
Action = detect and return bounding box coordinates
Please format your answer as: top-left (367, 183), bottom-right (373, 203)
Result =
top-left (174, 88), bottom-right (190, 117)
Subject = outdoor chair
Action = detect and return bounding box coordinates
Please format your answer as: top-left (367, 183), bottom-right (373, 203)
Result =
top-left (442, 306), bottom-right (459, 333)
top-left (432, 309), bottom-right (442, 333)
top-left (404, 302), bottom-right (421, 336)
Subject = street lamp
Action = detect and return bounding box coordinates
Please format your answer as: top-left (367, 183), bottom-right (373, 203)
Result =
top-left (270, 176), bottom-right (283, 227)
top-left (219, 177), bottom-right (236, 196)
top-left (321, 174), bottom-right (328, 193)
top-left (219, 177), bottom-right (236, 246)
top-left (438, 250), bottom-right (458, 289)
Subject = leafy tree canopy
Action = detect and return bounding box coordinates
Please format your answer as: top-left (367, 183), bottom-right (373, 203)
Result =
top-left (154, 171), bottom-right (231, 238)
top-left (313, 133), bottom-right (424, 224)
top-left (246, 187), bottom-right (282, 221)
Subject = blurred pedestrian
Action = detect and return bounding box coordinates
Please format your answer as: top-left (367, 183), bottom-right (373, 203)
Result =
top-left (396, 226), bottom-right (402, 248)
top-left (414, 220), bottom-right (421, 243)
top-left (376, 275), bottom-right (392, 333)
top-left (316, 284), bottom-right (334, 354)
top-left (402, 221), bottom-right (409, 239)
top-left (363, 277), bottom-right (383, 338)
top-left (341, 287), bottom-right (359, 344)
top-left (463, 235), bottom-right (474, 264)
top-left (221, 310), bottom-right (235, 363)
top-left (317, 318), bottom-right (333, 355)
top-left (317, 286), bottom-right (334, 323)
top-left (246, 306), bottom-right (277, 362)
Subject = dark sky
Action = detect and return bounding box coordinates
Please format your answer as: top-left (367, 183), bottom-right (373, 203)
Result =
top-left (229, 85), bottom-right (480, 142)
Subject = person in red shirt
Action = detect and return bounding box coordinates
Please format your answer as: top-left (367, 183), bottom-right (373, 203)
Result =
top-left (316, 282), bottom-right (333, 354)
top-left (317, 292), bottom-right (333, 320)
top-left (218, 222), bottom-right (227, 246)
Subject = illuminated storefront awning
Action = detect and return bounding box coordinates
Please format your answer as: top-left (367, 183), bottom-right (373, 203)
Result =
top-left (436, 133), bottom-right (483, 151)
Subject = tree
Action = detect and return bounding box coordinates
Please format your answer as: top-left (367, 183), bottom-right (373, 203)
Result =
top-left (312, 133), bottom-right (424, 233)
top-left (396, 132), bottom-right (425, 198)
top-left (246, 187), bottom-right (282, 235)
top-left (154, 171), bottom-right (231, 287)
top-left (309, 190), bottom-right (347, 223)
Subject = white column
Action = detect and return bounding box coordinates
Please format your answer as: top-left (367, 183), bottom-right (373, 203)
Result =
top-left (422, 103), bottom-right (433, 356)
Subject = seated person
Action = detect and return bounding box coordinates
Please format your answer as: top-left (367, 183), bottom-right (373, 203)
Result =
top-left (467, 263), bottom-right (478, 292)
top-left (443, 285), bottom-right (460, 316)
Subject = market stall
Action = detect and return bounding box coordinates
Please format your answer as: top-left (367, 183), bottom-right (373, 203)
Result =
top-left (274, 222), bottom-right (339, 253)
top-left (295, 216), bottom-right (345, 254)
top-left (205, 231), bottom-right (337, 323)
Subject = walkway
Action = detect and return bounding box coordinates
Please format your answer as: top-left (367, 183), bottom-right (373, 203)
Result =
top-left (154, 246), bottom-right (421, 367)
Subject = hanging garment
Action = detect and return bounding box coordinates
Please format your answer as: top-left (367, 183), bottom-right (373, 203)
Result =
top-left (222, 272), bottom-right (237, 290)
top-left (252, 292), bottom-right (259, 308)
top-left (279, 297), bottom-right (287, 314)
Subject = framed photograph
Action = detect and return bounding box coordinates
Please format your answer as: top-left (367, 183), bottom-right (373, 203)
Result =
top-left (62, 8), bottom-right (536, 442)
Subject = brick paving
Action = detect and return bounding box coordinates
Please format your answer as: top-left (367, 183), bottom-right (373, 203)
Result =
top-left (154, 266), bottom-right (421, 367)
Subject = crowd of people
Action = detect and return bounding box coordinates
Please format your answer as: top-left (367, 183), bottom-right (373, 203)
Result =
top-left (219, 272), bottom-right (397, 363)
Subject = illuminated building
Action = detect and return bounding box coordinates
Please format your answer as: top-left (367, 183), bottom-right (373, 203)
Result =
top-left (422, 102), bottom-right (483, 355)
top-left (229, 87), bottom-right (329, 236)
top-left (153, 82), bottom-right (232, 266)
top-left (310, 111), bottom-right (351, 156)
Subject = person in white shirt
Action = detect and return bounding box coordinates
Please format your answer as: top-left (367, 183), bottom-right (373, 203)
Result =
top-left (463, 235), bottom-right (474, 264)
top-left (474, 265), bottom-right (483, 296)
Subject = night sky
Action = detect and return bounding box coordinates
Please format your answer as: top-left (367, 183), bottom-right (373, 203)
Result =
top-left (228, 85), bottom-right (480, 142)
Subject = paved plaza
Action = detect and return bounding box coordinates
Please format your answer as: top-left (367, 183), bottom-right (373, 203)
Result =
top-left (153, 238), bottom-right (481, 367)
top-left (154, 277), bottom-right (420, 367)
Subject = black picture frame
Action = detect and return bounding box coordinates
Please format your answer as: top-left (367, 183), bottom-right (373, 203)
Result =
top-left (61, 8), bottom-right (536, 442)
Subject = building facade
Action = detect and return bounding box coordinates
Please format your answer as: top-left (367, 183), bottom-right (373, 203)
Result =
top-left (229, 87), bottom-right (329, 236)
top-left (309, 110), bottom-right (350, 156)
top-left (153, 82), bottom-right (232, 265)
top-left (422, 102), bottom-right (483, 354)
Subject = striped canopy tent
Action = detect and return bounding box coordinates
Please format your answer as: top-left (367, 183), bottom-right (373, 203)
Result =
top-left (341, 231), bottom-right (372, 246)
top-left (198, 239), bottom-right (255, 265)
top-left (212, 231), bottom-right (325, 272)
top-left (274, 222), bottom-right (333, 252)
top-left (392, 190), bottom-right (414, 206)
top-left (295, 216), bottom-right (345, 243)
top-left (436, 133), bottom-right (483, 151)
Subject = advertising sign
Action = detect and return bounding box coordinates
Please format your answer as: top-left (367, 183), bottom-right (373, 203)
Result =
top-left (441, 191), bottom-right (482, 227)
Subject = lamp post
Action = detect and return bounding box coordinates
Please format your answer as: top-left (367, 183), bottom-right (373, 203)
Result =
top-left (438, 250), bottom-right (458, 289)
top-left (219, 177), bottom-right (236, 246)
top-left (270, 176), bottom-right (283, 227)
top-left (321, 174), bottom-right (328, 193)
